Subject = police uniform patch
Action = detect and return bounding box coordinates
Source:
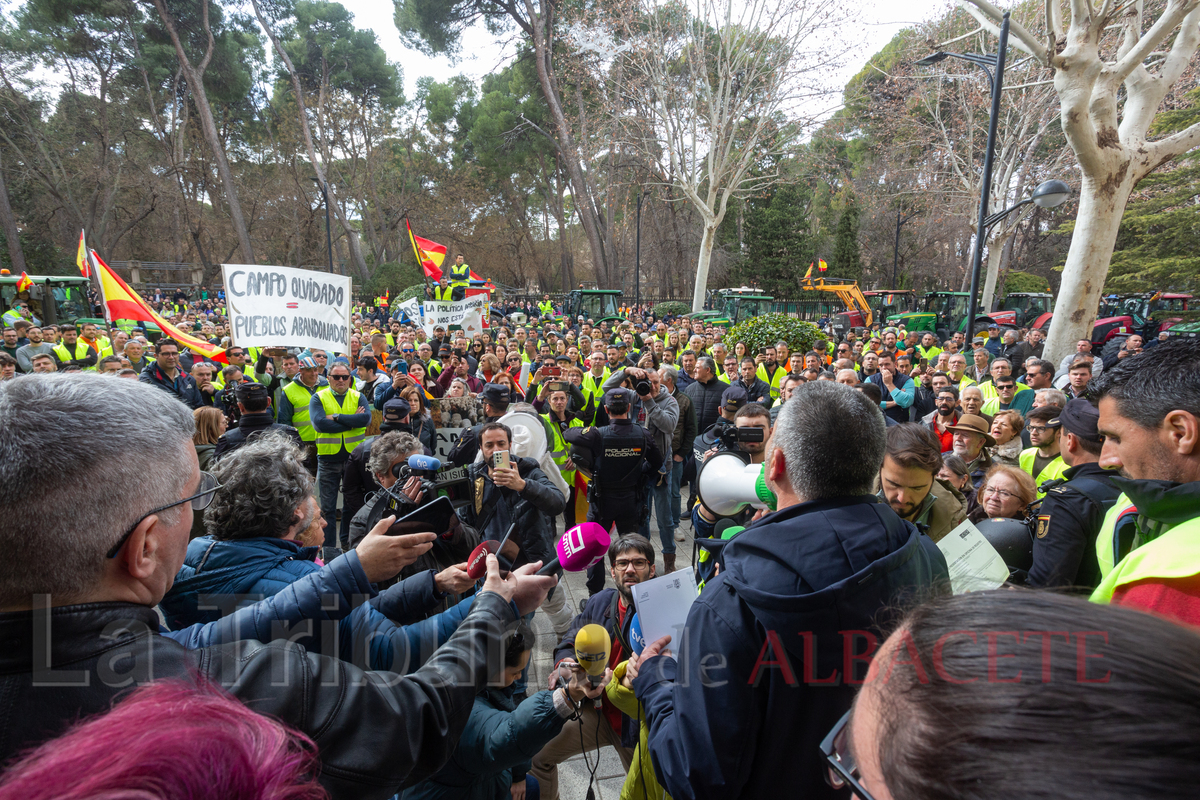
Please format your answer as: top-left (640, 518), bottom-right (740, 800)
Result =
top-left (1036, 514), bottom-right (1050, 539)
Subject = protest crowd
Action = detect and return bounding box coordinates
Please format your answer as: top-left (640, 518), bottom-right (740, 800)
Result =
top-left (2, 276), bottom-right (1200, 800)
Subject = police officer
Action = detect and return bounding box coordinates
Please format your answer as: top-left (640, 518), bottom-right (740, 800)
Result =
top-left (211, 382), bottom-right (303, 461)
top-left (1026, 399), bottom-right (1123, 589)
top-left (446, 383), bottom-right (510, 468)
top-left (565, 387), bottom-right (662, 596)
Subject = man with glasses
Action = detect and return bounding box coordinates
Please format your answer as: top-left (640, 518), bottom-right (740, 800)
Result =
top-left (1021, 404), bottom-right (1068, 498)
top-left (531, 534), bottom-right (657, 799)
top-left (628, 383), bottom-right (947, 800)
top-left (0, 373), bottom-right (557, 798)
top-left (138, 338), bottom-right (203, 410)
top-left (310, 362), bottom-right (371, 548)
top-left (279, 356), bottom-right (328, 473)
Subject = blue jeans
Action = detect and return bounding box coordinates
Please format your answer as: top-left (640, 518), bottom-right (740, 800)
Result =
top-left (638, 472), bottom-right (675, 555)
top-left (317, 458), bottom-right (347, 547)
top-left (669, 458), bottom-right (685, 527)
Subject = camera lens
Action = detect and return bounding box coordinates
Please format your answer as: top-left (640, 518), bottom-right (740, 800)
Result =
top-left (636, 380), bottom-right (652, 395)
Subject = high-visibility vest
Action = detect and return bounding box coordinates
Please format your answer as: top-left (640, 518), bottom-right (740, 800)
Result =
top-left (1091, 512), bottom-right (1200, 604)
top-left (580, 369), bottom-right (610, 423)
top-left (756, 363), bottom-right (785, 399)
top-left (1094, 492), bottom-right (1138, 580)
top-left (539, 300), bottom-right (554, 317)
top-left (315, 388), bottom-right (366, 456)
top-left (450, 262), bottom-right (471, 287)
top-left (916, 345), bottom-right (942, 364)
top-left (53, 341), bottom-right (94, 370)
top-left (544, 412), bottom-right (584, 484)
top-left (955, 374), bottom-right (977, 394)
top-left (283, 380), bottom-right (320, 441)
top-left (1019, 448), bottom-right (1069, 499)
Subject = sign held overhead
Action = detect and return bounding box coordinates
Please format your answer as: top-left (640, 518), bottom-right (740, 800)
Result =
top-left (222, 264), bottom-right (352, 353)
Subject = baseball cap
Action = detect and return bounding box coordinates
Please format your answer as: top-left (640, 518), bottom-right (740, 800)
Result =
top-left (382, 398), bottom-right (411, 422)
top-left (481, 383), bottom-right (510, 407)
top-left (987, 322), bottom-right (1000, 330)
top-left (972, 336), bottom-right (986, 345)
top-left (1051, 398), bottom-right (1101, 441)
top-left (603, 387), bottom-right (635, 407)
top-left (721, 385), bottom-right (748, 413)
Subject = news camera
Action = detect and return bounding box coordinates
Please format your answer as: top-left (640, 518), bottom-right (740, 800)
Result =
top-left (711, 420), bottom-right (764, 453)
top-left (385, 454), bottom-right (443, 514)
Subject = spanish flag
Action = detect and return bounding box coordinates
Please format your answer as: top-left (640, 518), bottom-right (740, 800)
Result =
top-left (76, 230), bottom-right (91, 278)
top-left (93, 251), bottom-right (227, 363)
top-left (15, 272), bottom-right (32, 293)
top-left (804, 262), bottom-right (813, 279)
top-left (818, 258), bottom-right (828, 272)
top-left (406, 218), bottom-right (448, 280)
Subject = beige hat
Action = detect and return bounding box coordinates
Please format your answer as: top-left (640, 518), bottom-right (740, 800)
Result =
top-left (945, 414), bottom-right (997, 447)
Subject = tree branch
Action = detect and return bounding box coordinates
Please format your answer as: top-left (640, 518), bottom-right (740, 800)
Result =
top-left (958, 0), bottom-right (1049, 61)
top-left (1113, 0), bottom-right (1200, 82)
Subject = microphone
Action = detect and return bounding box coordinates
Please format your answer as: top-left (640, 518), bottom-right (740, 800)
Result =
top-left (536, 522), bottom-right (611, 576)
top-left (466, 523), bottom-right (518, 580)
top-left (408, 454), bottom-right (441, 476)
top-left (628, 612), bottom-right (646, 656)
top-left (574, 623), bottom-right (612, 686)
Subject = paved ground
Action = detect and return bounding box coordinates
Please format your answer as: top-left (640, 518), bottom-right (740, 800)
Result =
top-left (525, 507), bottom-right (696, 800)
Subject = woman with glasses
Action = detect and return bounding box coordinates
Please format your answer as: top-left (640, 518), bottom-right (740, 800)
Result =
top-left (822, 590), bottom-right (1200, 800)
top-left (969, 464), bottom-right (1036, 523)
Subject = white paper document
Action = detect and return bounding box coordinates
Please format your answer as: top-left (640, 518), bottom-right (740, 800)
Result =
top-left (632, 569), bottom-right (699, 651)
top-left (936, 520), bottom-right (1011, 594)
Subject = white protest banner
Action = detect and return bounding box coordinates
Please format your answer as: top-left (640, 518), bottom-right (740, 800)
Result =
top-left (222, 264), bottom-right (352, 353)
top-left (418, 295), bottom-right (489, 335)
top-left (395, 297), bottom-right (422, 324)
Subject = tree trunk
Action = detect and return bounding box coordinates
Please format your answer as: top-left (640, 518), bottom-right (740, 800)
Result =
top-left (691, 218), bottom-right (718, 313)
top-left (1044, 175), bottom-right (1133, 365)
top-left (979, 229), bottom-right (1011, 314)
top-left (150, 0), bottom-right (256, 265)
top-left (249, 0), bottom-right (369, 281)
top-left (0, 150), bottom-right (27, 273)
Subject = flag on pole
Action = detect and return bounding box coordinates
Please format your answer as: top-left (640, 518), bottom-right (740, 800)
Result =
top-left (804, 262), bottom-right (813, 279)
top-left (76, 230), bottom-right (91, 278)
top-left (16, 272), bottom-right (32, 293)
top-left (406, 218), bottom-right (448, 281)
top-left (818, 258), bottom-right (828, 272)
top-left (93, 251), bottom-right (227, 363)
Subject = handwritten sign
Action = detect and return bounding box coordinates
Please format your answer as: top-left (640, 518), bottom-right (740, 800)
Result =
top-left (222, 264), bottom-right (352, 353)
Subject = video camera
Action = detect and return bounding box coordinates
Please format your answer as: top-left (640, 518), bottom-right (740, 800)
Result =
top-left (385, 454), bottom-right (443, 514)
top-left (710, 420), bottom-right (764, 452)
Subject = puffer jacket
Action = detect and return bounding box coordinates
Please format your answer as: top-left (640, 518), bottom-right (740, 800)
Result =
top-left (401, 687), bottom-right (569, 800)
top-left (606, 660), bottom-right (670, 800)
top-left (457, 456), bottom-right (565, 569)
top-left (684, 375), bottom-right (724, 433)
top-left (161, 535), bottom-right (477, 673)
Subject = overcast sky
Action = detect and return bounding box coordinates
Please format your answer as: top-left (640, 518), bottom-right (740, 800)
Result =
top-left (340, 0), bottom-right (954, 105)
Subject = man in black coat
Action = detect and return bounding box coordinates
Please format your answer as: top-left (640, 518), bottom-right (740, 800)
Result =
top-left (138, 338), bottom-right (203, 410)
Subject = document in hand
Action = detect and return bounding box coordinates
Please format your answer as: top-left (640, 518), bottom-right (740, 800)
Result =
top-left (631, 569), bottom-right (699, 655)
top-left (936, 520), bottom-right (1010, 594)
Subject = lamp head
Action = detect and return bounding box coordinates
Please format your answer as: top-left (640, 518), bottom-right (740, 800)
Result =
top-left (1031, 179), bottom-right (1072, 209)
top-left (915, 52), bottom-right (949, 66)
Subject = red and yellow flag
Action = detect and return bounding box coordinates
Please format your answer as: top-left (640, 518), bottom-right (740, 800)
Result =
top-left (76, 230), bottom-right (91, 278)
top-left (804, 262), bottom-right (813, 279)
top-left (818, 258), bottom-right (828, 272)
top-left (406, 218), bottom-right (448, 280)
top-left (15, 272), bottom-right (32, 293)
top-left (93, 251), bottom-right (226, 363)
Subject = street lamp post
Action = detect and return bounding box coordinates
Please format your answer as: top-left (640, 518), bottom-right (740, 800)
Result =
top-left (891, 208), bottom-right (923, 287)
top-left (312, 177), bottom-right (334, 274)
top-left (917, 11), bottom-right (1010, 343)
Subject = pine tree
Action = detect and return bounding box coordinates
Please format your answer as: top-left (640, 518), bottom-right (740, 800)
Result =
top-left (829, 192), bottom-right (862, 283)
top-left (731, 183), bottom-right (813, 296)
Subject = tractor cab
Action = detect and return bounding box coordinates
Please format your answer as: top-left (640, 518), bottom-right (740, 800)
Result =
top-left (561, 289), bottom-right (623, 324)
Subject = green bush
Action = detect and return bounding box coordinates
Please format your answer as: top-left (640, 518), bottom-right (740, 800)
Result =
top-left (728, 314), bottom-right (826, 355)
top-left (398, 283), bottom-right (426, 302)
top-left (1001, 271), bottom-right (1051, 295)
top-left (652, 300), bottom-right (691, 318)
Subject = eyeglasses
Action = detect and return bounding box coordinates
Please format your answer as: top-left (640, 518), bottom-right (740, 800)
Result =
top-left (983, 486), bottom-right (1018, 501)
top-left (107, 472), bottom-right (222, 558)
top-left (820, 710), bottom-right (875, 800)
top-left (1026, 425), bottom-right (1048, 433)
top-left (613, 558), bottom-right (650, 570)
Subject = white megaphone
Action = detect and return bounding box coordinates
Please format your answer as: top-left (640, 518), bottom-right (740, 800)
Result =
top-left (695, 451), bottom-right (777, 518)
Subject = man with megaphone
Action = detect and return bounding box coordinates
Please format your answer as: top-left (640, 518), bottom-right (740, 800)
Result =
top-left (630, 381), bottom-right (950, 800)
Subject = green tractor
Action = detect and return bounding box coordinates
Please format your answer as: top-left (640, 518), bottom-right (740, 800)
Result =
top-left (886, 291), bottom-right (1000, 339)
top-left (1, 274), bottom-right (104, 328)
top-left (687, 287), bottom-right (774, 327)
top-left (560, 288), bottom-right (624, 325)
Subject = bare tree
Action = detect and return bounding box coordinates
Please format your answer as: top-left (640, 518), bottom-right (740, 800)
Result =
top-left (961, 0), bottom-right (1200, 365)
top-left (149, 0), bottom-right (256, 265)
top-left (0, 149), bottom-right (25, 272)
top-left (609, 0), bottom-right (849, 311)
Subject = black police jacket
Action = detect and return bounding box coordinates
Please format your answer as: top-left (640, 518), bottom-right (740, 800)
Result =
top-left (1028, 461), bottom-right (1123, 589)
top-left (0, 593), bottom-right (519, 800)
top-left (211, 411), bottom-right (303, 462)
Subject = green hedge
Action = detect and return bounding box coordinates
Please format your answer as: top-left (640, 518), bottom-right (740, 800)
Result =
top-left (652, 300), bottom-right (691, 318)
top-left (728, 314), bottom-right (826, 355)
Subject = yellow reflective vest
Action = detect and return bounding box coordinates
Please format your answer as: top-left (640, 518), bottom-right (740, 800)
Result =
top-left (449, 262), bottom-right (471, 287)
top-left (283, 380), bottom-right (320, 442)
top-left (315, 388), bottom-right (366, 457)
top-left (756, 362), bottom-right (786, 399)
top-left (1019, 448), bottom-right (1069, 499)
top-left (1092, 513), bottom-right (1200, 604)
top-left (544, 412), bottom-right (584, 485)
top-left (53, 341), bottom-right (94, 370)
